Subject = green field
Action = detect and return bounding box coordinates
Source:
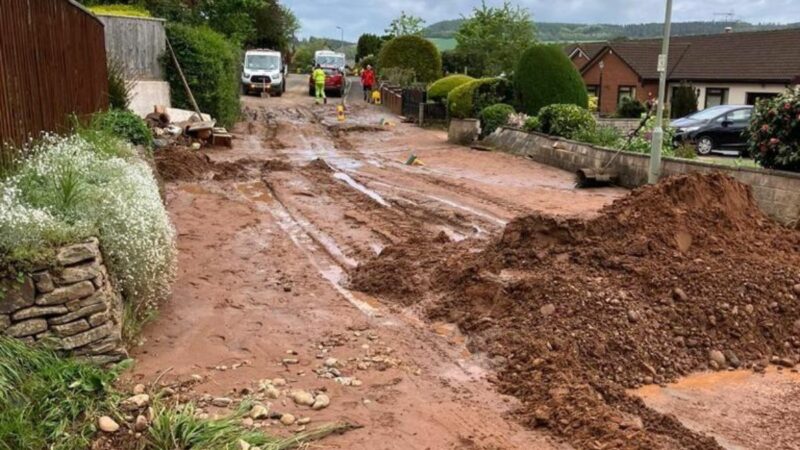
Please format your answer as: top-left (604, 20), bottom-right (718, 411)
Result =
top-left (427, 38), bottom-right (457, 51)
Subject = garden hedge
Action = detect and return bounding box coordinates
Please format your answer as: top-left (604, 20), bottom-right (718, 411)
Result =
top-left (378, 35), bottom-right (442, 83)
top-left (163, 24), bottom-right (241, 127)
top-left (428, 75), bottom-right (474, 102)
top-left (447, 78), bottom-right (514, 119)
top-left (479, 104), bottom-right (515, 137)
top-left (537, 104), bottom-right (596, 139)
top-left (747, 87), bottom-right (800, 171)
top-left (515, 44), bottom-right (588, 115)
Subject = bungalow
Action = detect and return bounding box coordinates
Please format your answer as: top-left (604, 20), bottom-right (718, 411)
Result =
top-left (569, 29), bottom-right (800, 116)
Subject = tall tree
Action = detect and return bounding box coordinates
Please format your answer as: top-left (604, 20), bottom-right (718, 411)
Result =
top-left (250, 2), bottom-right (299, 52)
top-left (356, 34), bottom-right (385, 62)
top-left (385, 11), bottom-right (425, 37)
top-left (455, 1), bottom-right (536, 76)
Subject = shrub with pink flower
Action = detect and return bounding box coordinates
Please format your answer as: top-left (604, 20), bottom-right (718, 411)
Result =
top-left (747, 87), bottom-right (800, 171)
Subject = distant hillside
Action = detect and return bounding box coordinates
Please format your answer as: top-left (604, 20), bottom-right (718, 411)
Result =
top-left (424, 20), bottom-right (800, 43)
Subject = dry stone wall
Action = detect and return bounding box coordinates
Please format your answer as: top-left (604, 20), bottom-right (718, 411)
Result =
top-left (0, 238), bottom-right (126, 364)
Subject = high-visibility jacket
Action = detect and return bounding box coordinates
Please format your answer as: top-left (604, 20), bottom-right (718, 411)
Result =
top-left (313, 68), bottom-right (326, 85)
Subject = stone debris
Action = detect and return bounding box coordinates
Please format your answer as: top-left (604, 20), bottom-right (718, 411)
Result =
top-left (98, 416), bottom-right (119, 433)
top-left (311, 393), bottom-right (330, 410)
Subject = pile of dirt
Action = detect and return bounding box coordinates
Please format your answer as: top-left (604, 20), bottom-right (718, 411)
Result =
top-left (351, 173), bottom-right (800, 449)
top-left (155, 147), bottom-right (291, 182)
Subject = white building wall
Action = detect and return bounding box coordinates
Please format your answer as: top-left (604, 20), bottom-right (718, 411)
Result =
top-left (668, 82), bottom-right (789, 110)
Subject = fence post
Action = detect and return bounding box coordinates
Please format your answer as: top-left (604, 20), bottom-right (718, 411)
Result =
top-left (419, 103), bottom-right (425, 127)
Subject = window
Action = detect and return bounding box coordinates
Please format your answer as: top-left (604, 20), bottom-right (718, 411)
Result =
top-left (586, 85), bottom-right (599, 97)
top-left (705, 88), bottom-right (728, 108)
top-left (617, 86), bottom-right (635, 106)
top-left (746, 92), bottom-right (779, 105)
top-left (726, 109), bottom-right (752, 123)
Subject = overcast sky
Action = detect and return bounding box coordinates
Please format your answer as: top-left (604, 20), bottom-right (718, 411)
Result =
top-left (285, 0), bottom-right (799, 41)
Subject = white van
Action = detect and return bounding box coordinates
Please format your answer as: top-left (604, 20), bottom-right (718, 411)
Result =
top-left (241, 49), bottom-right (286, 96)
top-left (314, 50), bottom-right (346, 72)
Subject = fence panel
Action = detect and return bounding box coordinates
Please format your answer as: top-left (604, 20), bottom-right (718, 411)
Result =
top-left (0, 0), bottom-right (109, 148)
top-left (97, 15), bottom-right (166, 80)
top-left (380, 85), bottom-right (403, 116)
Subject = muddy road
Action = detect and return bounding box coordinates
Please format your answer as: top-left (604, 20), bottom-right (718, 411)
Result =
top-left (128, 75), bottom-right (800, 449)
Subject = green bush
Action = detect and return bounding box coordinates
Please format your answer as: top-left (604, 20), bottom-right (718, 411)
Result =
top-left (515, 44), bottom-right (588, 115)
top-left (91, 110), bottom-right (153, 148)
top-left (447, 78), bottom-right (485, 119)
top-left (623, 116), bottom-right (676, 155)
top-left (572, 125), bottom-right (624, 148)
top-left (523, 116), bottom-right (540, 132)
top-left (163, 24), bottom-right (241, 127)
top-left (671, 82), bottom-right (699, 118)
top-left (673, 142), bottom-right (699, 160)
top-left (447, 78), bottom-right (513, 119)
top-left (106, 58), bottom-right (135, 110)
top-left (378, 35), bottom-right (442, 83)
top-left (747, 87), bottom-right (800, 171)
top-left (479, 104), bottom-right (515, 137)
top-left (428, 75), bottom-right (475, 102)
top-left (616, 97), bottom-right (647, 118)
top-left (537, 104), bottom-right (596, 139)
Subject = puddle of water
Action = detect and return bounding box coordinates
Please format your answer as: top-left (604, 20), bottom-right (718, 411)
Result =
top-left (634, 367), bottom-right (800, 400)
top-left (332, 172), bottom-right (391, 208)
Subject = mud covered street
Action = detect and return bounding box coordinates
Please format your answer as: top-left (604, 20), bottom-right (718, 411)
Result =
top-left (127, 75), bottom-right (800, 449)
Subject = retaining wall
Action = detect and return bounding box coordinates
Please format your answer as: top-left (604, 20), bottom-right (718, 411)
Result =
top-left (97, 14), bottom-right (167, 80)
top-left (597, 118), bottom-right (642, 135)
top-left (484, 127), bottom-right (800, 226)
top-left (1, 238), bottom-right (126, 364)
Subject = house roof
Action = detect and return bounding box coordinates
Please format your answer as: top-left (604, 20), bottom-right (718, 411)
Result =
top-left (579, 28), bottom-right (800, 83)
top-left (566, 42), bottom-right (606, 65)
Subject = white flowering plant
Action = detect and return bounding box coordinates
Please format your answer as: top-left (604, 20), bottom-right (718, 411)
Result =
top-left (0, 133), bottom-right (176, 316)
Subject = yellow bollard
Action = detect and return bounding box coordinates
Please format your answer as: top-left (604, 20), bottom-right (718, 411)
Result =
top-left (337, 105), bottom-right (346, 122)
top-left (371, 90), bottom-right (382, 105)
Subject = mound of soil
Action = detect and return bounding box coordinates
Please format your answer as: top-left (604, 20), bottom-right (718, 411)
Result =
top-left (351, 173), bottom-right (800, 449)
top-left (155, 147), bottom-right (291, 182)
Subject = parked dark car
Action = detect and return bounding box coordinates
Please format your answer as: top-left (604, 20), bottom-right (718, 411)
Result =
top-left (672, 105), bottom-right (753, 155)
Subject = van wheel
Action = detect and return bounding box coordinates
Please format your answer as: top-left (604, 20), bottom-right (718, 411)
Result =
top-left (696, 136), bottom-right (714, 155)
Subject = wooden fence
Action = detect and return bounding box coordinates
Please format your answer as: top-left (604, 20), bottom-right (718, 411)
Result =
top-left (0, 0), bottom-right (109, 148)
top-left (97, 14), bottom-right (166, 80)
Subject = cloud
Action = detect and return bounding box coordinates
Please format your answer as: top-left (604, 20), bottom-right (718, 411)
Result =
top-left (283, 0), bottom-right (800, 41)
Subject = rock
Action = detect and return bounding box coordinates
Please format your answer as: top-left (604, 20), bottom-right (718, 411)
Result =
top-left (312, 393), bottom-right (330, 410)
top-left (297, 417), bottom-right (311, 425)
top-left (745, 304), bottom-right (754, 314)
top-left (60, 322), bottom-right (113, 350)
top-left (241, 417), bottom-right (254, 428)
top-left (0, 315), bottom-right (9, 332)
top-left (48, 302), bottom-right (106, 325)
top-left (723, 350), bottom-right (741, 368)
top-left (55, 263), bottom-right (102, 285)
top-left (237, 439), bottom-right (251, 450)
top-left (122, 394), bottom-right (150, 410)
top-left (98, 416), bottom-right (119, 433)
top-left (774, 357), bottom-right (796, 368)
top-left (57, 241), bottom-right (99, 266)
top-left (134, 415), bottom-right (149, 432)
top-left (672, 288), bottom-right (688, 302)
top-left (211, 397), bottom-right (233, 408)
top-left (133, 384), bottom-right (146, 395)
top-left (250, 404), bottom-right (270, 420)
top-left (4, 319), bottom-right (48, 338)
top-left (289, 390), bottom-right (315, 406)
top-left (627, 310), bottom-right (640, 322)
top-left (191, 374), bottom-right (203, 382)
top-left (533, 407), bottom-right (551, 426)
top-left (282, 358), bottom-right (299, 365)
top-left (540, 304), bottom-right (556, 316)
top-left (264, 385), bottom-right (280, 399)
top-left (36, 281), bottom-right (95, 306)
top-left (31, 272), bottom-right (55, 294)
top-left (272, 378), bottom-right (286, 387)
top-left (324, 357), bottom-right (338, 368)
top-left (12, 305), bottom-right (68, 321)
top-left (280, 413), bottom-right (296, 425)
top-left (52, 319), bottom-right (91, 337)
top-left (88, 312), bottom-right (109, 327)
top-left (794, 284), bottom-right (800, 296)
top-left (0, 277), bottom-right (35, 314)
top-left (709, 350), bottom-right (726, 368)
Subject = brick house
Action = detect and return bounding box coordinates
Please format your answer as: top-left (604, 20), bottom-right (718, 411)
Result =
top-left (568, 29), bottom-right (800, 116)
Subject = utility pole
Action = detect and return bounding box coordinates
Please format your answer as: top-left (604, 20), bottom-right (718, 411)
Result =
top-left (336, 26), bottom-right (344, 52)
top-left (648, 0), bottom-right (673, 184)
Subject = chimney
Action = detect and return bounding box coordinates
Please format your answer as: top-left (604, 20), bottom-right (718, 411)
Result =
top-left (724, 27), bottom-right (733, 33)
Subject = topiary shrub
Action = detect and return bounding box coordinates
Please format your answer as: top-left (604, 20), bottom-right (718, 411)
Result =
top-left (378, 35), bottom-right (442, 83)
top-left (428, 75), bottom-right (475, 102)
top-left (163, 24), bottom-right (241, 127)
top-left (515, 44), bottom-right (588, 115)
top-left (479, 104), bottom-right (515, 137)
top-left (747, 87), bottom-right (800, 171)
top-left (448, 78), bottom-right (485, 119)
top-left (616, 97), bottom-right (647, 118)
top-left (537, 104), bottom-right (596, 139)
top-left (91, 110), bottom-right (153, 148)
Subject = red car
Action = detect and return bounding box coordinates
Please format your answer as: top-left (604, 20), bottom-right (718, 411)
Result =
top-left (308, 68), bottom-right (345, 97)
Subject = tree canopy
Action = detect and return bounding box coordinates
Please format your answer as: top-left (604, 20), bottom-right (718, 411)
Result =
top-left (385, 11), bottom-right (426, 37)
top-left (454, 1), bottom-right (536, 76)
top-left (356, 34), bottom-right (386, 62)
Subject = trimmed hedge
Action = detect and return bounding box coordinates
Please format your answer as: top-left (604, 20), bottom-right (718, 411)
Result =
top-left (163, 24), bottom-right (241, 127)
top-left (515, 44), bottom-right (588, 115)
top-left (479, 104), bottom-right (515, 137)
top-left (447, 78), bottom-right (514, 119)
top-left (378, 35), bottom-right (442, 83)
top-left (428, 75), bottom-right (474, 102)
top-left (537, 104), bottom-right (596, 139)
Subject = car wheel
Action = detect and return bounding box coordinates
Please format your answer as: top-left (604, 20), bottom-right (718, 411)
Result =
top-left (696, 136), bottom-right (714, 155)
